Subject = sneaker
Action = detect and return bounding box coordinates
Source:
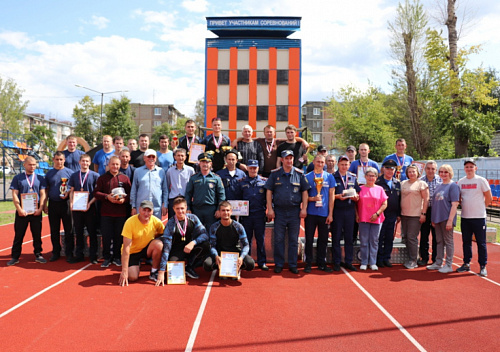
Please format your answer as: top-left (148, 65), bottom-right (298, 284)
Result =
top-left (185, 266), bottom-right (199, 279)
top-left (479, 266), bottom-right (488, 277)
top-left (35, 254), bottom-right (47, 264)
top-left (427, 263), bottom-right (441, 270)
top-left (90, 258), bottom-right (98, 264)
top-left (149, 270), bottom-right (158, 282)
top-left (438, 265), bottom-right (453, 273)
top-left (101, 259), bottom-right (111, 268)
top-left (333, 263), bottom-right (341, 271)
top-left (376, 261), bottom-right (385, 268)
top-left (304, 264), bottom-right (312, 273)
top-left (360, 264), bottom-right (367, 270)
top-left (456, 264), bottom-right (470, 273)
top-left (7, 258), bottom-right (19, 266)
top-left (383, 260), bottom-right (393, 268)
top-left (370, 265), bottom-right (378, 271)
top-left (417, 259), bottom-right (428, 267)
top-left (114, 259), bottom-right (122, 267)
top-left (404, 261), bottom-right (417, 269)
top-left (318, 265), bottom-right (334, 273)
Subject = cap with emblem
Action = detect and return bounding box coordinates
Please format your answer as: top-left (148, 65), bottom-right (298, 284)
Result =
top-left (317, 145), bottom-right (327, 152)
top-left (346, 146), bottom-right (356, 152)
top-left (281, 150), bottom-right (294, 158)
top-left (463, 158), bottom-right (476, 166)
top-left (247, 159), bottom-right (259, 167)
top-left (338, 155), bottom-right (349, 162)
top-left (198, 152), bottom-right (213, 162)
top-left (382, 159), bottom-right (397, 169)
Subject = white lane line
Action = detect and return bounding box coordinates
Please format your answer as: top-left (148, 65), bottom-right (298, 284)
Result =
top-left (0, 263), bottom-right (92, 319)
top-left (342, 268), bottom-right (427, 352)
top-left (450, 261), bottom-right (500, 287)
top-left (185, 270), bottom-right (216, 352)
top-left (0, 234), bottom-right (50, 253)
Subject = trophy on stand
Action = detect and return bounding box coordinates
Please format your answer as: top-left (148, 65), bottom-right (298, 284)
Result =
top-left (314, 176), bottom-right (323, 207)
top-left (59, 178), bottom-right (68, 197)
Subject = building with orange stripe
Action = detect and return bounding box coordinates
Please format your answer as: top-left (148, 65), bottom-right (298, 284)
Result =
top-left (205, 16), bottom-right (302, 140)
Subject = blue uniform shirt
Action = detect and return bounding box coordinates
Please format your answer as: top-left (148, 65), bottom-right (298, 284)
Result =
top-left (305, 170), bottom-right (336, 217)
top-left (63, 149), bottom-right (84, 172)
top-left (93, 149), bottom-right (115, 176)
top-left (382, 154), bottom-right (414, 181)
top-left (264, 167), bottom-right (310, 209)
top-left (10, 172), bottom-right (46, 195)
top-left (44, 167), bottom-right (73, 201)
top-left (216, 168), bottom-right (246, 200)
top-left (120, 165), bottom-right (135, 183)
top-left (67, 169), bottom-right (100, 202)
top-left (348, 159), bottom-right (380, 184)
top-left (333, 171), bottom-right (360, 210)
top-left (236, 175), bottom-right (267, 215)
top-left (157, 151), bottom-right (174, 171)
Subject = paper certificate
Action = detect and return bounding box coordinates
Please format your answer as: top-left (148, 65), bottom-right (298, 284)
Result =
top-left (21, 193), bottom-right (38, 214)
top-left (228, 200), bottom-right (249, 216)
top-left (188, 143), bottom-right (205, 164)
top-left (72, 191), bottom-right (89, 211)
top-left (219, 252), bottom-right (239, 278)
top-left (167, 261), bottom-right (186, 284)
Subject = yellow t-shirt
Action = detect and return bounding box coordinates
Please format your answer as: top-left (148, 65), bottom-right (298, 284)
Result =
top-left (121, 215), bottom-right (165, 254)
top-left (401, 180), bottom-right (428, 217)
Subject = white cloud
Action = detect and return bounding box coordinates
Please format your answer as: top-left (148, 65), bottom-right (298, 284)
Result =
top-left (133, 9), bottom-right (177, 31)
top-left (182, 0), bottom-right (208, 13)
top-left (90, 15), bottom-right (110, 30)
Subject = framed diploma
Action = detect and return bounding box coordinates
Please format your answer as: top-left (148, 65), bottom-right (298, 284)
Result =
top-left (167, 261), bottom-right (186, 284)
top-left (219, 251), bottom-right (239, 278)
top-left (21, 193), bottom-right (38, 215)
top-left (73, 191), bottom-right (89, 211)
top-left (228, 200), bottom-right (249, 216)
top-left (188, 143), bottom-right (205, 164)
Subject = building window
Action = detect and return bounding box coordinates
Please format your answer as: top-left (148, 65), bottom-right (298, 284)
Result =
top-left (154, 108), bottom-right (162, 116)
top-left (257, 70), bottom-right (269, 84)
top-left (218, 70), bottom-right (230, 84)
top-left (313, 108), bottom-right (321, 116)
top-left (237, 106), bottom-right (249, 121)
top-left (217, 106), bottom-right (229, 121)
top-left (276, 105), bottom-right (288, 121)
top-left (154, 121), bottom-right (162, 127)
top-left (313, 133), bottom-right (321, 142)
top-left (277, 70), bottom-right (288, 85)
top-left (301, 106), bottom-right (307, 116)
top-left (256, 106), bottom-right (268, 121)
top-left (238, 70), bottom-right (249, 85)
top-left (313, 120), bottom-right (321, 129)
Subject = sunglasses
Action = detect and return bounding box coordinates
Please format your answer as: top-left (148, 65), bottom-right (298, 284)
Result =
top-left (147, 155), bottom-right (156, 159)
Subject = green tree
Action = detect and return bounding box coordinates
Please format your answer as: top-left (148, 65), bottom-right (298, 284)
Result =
top-left (326, 85), bottom-right (397, 161)
top-left (102, 95), bottom-right (138, 141)
top-left (73, 96), bottom-right (100, 147)
top-left (0, 76), bottom-right (28, 134)
top-left (194, 98), bottom-right (204, 127)
top-left (26, 125), bottom-right (56, 160)
top-left (150, 118), bottom-right (188, 150)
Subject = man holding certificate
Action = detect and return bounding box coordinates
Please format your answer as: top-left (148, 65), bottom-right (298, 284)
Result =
top-left (43, 151), bottom-right (74, 263)
top-left (178, 119), bottom-right (201, 169)
top-left (7, 156), bottom-right (47, 266)
top-left (155, 197), bottom-right (210, 284)
top-left (304, 154), bottom-right (336, 273)
top-left (68, 154), bottom-right (100, 263)
top-left (203, 201), bottom-right (254, 277)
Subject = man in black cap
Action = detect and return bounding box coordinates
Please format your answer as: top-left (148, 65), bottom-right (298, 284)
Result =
top-left (375, 159), bottom-right (401, 267)
top-left (216, 149), bottom-right (246, 201)
top-left (306, 145), bottom-right (328, 173)
top-left (118, 200), bottom-right (165, 286)
top-left (346, 145), bottom-right (357, 163)
top-left (185, 152), bottom-right (226, 230)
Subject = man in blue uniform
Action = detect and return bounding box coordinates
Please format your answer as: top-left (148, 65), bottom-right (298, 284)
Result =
top-left (185, 152), bottom-right (226, 230)
top-left (265, 150), bottom-right (310, 274)
top-left (63, 135), bottom-right (84, 172)
top-left (382, 138), bottom-right (414, 181)
top-left (216, 149), bottom-right (246, 200)
top-left (236, 159), bottom-right (269, 270)
top-left (332, 155), bottom-right (360, 271)
top-left (375, 159), bottom-right (401, 268)
top-left (304, 154), bottom-right (336, 273)
top-left (7, 156), bottom-right (47, 266)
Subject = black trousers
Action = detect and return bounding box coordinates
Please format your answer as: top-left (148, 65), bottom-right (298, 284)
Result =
top-left (12, 213), bottom-right (43, 259)
top-left (101, 216), bottom-right (125, 261)
top-left (48, 200), bottom-right (73, 257)
top-left (72, 204), bottom-right (98, 260)
top-left (169, 241), bottom-right (210, 268)
top-left (419, 208), bottom-right (437, 263)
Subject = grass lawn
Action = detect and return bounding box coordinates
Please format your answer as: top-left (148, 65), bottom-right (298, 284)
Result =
top-left (455, 215), bottom-right (500, 243)
top-left (0, 200), bottom-right (16, 225)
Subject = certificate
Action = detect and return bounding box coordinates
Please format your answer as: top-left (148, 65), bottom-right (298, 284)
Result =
top-left (167, 261), bottom-right (186, 285)
top-left (219, 251), bottom-right (239, 278)
top-left (73, 191), bottom-right (89, 211)
top-left (228, 200), bottom-right (249, 216)
top-left (21, 193), bottom-right (38, 214)
top-left (188, 143), bottom-right (205, 164)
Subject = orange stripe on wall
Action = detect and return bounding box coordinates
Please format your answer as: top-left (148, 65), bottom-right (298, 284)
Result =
top-left (229, 47), bottom-right (238, 140)
top-left (288, 47), bottom-right (301, 127)
top-left (249, 47), bottom-right (257, 133)
top-left (268, 48), bottom-right (277, 127)
top-left (288, 106), bottom-right (299, 128)
top-left (289, 48), bottom-right (300, 69)
top-left (206, 48), bottom-right (218, 128)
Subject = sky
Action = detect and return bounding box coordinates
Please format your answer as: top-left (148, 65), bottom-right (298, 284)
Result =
top-left (1, 0), bottom-right (499, 122)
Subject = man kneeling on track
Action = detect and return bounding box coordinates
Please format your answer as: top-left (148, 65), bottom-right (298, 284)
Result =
top-left (203, 201), bottom-right (255, 279)
top-left (155, 196), bottom-right (210, 286)
top-left (118, 200), bottom-right (164, 286)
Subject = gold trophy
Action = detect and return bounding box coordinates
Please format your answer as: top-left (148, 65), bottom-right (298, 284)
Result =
top-left (60, 177), bottom-right (68, 197)
top-left (171, 130), bottom-right (179, 149)
top-left (222, 146), bottom-right (232, 153)
top-left (306, 143), bottom-right (318, 154)
top-left (314, 177), bottom-right (323, 207)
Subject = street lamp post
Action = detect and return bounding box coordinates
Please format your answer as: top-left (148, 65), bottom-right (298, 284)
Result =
top-left (75, 84), bottom-right (128, 137)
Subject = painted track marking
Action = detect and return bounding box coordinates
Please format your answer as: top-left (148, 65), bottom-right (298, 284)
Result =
top-left (342, 268), bottom-right (427, 352)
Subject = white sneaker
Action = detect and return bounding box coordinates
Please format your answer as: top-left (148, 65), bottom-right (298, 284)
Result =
top-left (370, 265), bottom-right (378, 271)
top-left (479, 266), bottom-right (488, 277)
top-left (427, 263), bottom-right (441, 270)
top-left (404, 261), bottom-right (417, 269)
top-left (360, 264), bottom-right (367, 270)
top-left (438, 266), bottom-right (453, 273)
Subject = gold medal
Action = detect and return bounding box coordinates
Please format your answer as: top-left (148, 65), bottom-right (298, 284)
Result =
top-left (216, 149), bottom-right (220, 153)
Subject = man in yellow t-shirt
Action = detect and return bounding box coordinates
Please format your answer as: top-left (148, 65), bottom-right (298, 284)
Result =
top-left (119, 200), bottom-right (165, 286)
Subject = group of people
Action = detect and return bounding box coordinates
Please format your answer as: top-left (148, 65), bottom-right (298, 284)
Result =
top-left (6, 119), bottom-right (491, 284)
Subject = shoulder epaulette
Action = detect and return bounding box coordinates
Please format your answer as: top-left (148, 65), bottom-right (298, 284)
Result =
top-left (294, 167), bottom-right (304, 174)
top-left (347, 171), bottom-right (356, 177)
top-left (271, 167), bottom-right (280, 173)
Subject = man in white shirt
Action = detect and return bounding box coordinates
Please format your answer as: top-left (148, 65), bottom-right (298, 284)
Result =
top-left (165, 148), bottom-right (194, 217)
